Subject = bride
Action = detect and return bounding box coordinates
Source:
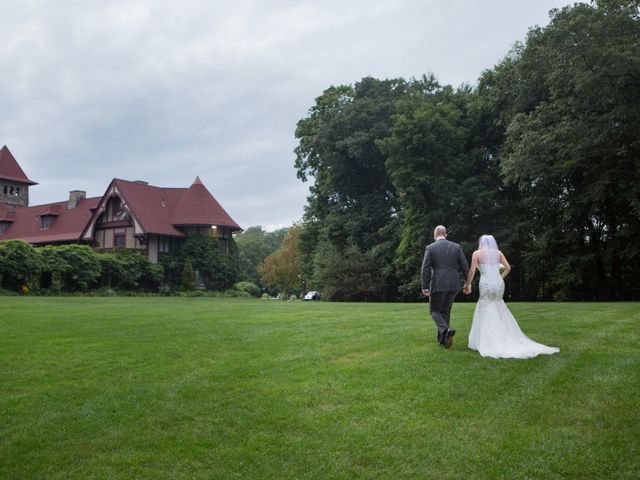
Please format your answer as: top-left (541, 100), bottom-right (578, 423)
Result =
top-left (463, 235), bottom-right (559, 359)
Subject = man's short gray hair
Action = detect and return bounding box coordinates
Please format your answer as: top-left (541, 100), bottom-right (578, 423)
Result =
top-left (434, 225), bottom-right (447, 236)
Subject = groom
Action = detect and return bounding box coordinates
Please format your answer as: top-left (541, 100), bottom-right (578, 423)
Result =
top-left (421, 225), bottom-right (469, 348)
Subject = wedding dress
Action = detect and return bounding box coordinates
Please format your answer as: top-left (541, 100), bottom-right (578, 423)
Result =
top-left (468, 263), bottom-right (559, 359)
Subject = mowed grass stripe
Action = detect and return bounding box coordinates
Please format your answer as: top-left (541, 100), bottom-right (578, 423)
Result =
top-left (1, 298), bottom-right (638, 479)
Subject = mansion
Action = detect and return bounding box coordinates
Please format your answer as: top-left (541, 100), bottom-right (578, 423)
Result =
top-left (0, 146), bottom-right (241, 262)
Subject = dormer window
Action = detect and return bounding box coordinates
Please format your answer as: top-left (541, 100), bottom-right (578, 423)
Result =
top-left (41, 215), bottom-right (55, 230)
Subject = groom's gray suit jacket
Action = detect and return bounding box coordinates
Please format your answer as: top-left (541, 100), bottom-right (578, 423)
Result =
top-left (421, 238), bottom-right (469, 293)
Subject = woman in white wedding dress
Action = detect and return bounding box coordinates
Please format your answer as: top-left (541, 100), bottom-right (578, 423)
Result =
top-left (463, 235), bottom-right (559, 359)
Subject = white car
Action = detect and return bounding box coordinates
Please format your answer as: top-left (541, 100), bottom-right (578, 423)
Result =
top-left (303, 291), bottom-right (321, 301)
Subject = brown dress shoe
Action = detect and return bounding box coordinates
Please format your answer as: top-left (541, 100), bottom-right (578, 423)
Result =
top-left (445, 328), bottom-right (456, 348)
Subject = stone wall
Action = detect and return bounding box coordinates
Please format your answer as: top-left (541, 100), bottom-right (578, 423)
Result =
top-left (0, 180), bottom-right (29, 208)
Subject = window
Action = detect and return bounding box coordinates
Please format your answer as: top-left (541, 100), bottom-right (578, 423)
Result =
top-left (15, 187), bottom-right (20, 196)
top-left (2, 186), bottom-right (6, 194)
top-left (0, 222), bottom-right (8, 234)
top-left (41, 216), bottom-right (54, 230)
top-left (159, 236), bottom-right (171, 253)
top-left (219, 237), bottom-right (229, 255)
top-left (9, 187), bottom-right (13, 195)
top-left (114, 233), bottom-right (126, 247)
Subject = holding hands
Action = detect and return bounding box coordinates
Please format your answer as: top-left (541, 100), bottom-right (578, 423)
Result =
top-left (463, 283), bottom-right (472, 295)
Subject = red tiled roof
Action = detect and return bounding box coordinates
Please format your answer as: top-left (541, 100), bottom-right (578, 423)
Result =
top-left (0, 203), bottom-right (16, 222)
top-left (0, 196), bottom-right (101, 244)
top-left (0, 146), bottom-right (37, 185)
top-left (112, 179), bottom-right (188, 237)
top-left (171, 176), bottom-right (241, 229)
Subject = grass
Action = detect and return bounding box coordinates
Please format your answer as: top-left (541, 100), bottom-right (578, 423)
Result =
top-left (1, 297), bottom-right (639, 479)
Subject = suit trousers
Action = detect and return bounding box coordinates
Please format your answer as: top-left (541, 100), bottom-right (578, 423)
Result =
top-left (428, 290), bottom-right (459, 336)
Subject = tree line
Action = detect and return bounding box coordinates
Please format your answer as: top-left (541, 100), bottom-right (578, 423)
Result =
top-left (291, 1), bottom-right (640, 301)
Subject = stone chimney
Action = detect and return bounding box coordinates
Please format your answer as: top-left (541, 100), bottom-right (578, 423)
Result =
top-left (68, 190), bottom-right (86, 209)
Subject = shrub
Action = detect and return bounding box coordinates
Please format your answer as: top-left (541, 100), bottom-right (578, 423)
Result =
top-left (223, 289), bottom-right (251, 298)
top-left (0, 240), bottom-right (41, 291)
top-left (181, 260), bottom-right (197, 292)
top-left (54, 245), bottom-right (101, 291)
top-left (40, 246), bottom-right (70, 291)
top-left (234, 281), bottom-right (261, 297)
top-left (110, 249), bottom-right (163, 291)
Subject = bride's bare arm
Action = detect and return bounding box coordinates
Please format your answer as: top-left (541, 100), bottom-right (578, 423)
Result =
top-left (465, 251), bottom-right (478, 287)
top-left (499, 251), bottom-right (511, 279)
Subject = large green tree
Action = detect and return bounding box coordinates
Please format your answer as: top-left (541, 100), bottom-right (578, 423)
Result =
top-left (381, 77), bottom-right (471, 297)
top-left (491, 0), bottom-right (640, 299)
top-left (292, 0), bottom-right (640, 302)
top-left (294, 77), bottom-right (406, 300)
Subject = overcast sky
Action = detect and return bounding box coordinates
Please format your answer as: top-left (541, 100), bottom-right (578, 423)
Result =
top-left (1, 0), bottom-right (574, 230)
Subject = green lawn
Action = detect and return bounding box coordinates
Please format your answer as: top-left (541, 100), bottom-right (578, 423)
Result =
top-left (1, 298), bottom-right (638, 479)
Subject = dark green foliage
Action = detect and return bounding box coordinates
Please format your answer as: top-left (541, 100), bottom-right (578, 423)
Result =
top-left (295, 78), bottom-right (405, 301)
top-left (0, 240), bottom-right (41, 290)
top-left (162, 235), bottom-right (239, 292)
top-left (233, 281), bottom-right (261, 297)
top-left (312, 242), bottom-right (382, 301)
top-left (381, 77), bottom-right (471, 297)
top-left (96, 250), bottom-right (162, 292)
top-left (180, 260), bottom-right (197, 292)
top-left (49, 244), bottom-right (102, 291)
top-left (0, 241), bottom-right (163, 293)
top-left (110, 249), bottom-right (163, 291)
top-left (294, 1), bottom-right (640, 301)
top-left (488, 0), bottom-right (640, 299)
top-left (39, 246), bottom-right (71, 292)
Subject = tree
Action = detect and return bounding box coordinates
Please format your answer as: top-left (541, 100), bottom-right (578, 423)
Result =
top-left (381, 77), bottom-right (471, 297)
top-left (492, 0), bottom-right (640, 299)
top-left (294, 77), bottom-right (406, 300)
top-left (312, 242), bottom-right (381, 301)
top-left (180, 260), bottom-right (197, 291)
top-left (258, 226), bottom-right (303, 297)
top-left (235, 226), bottom-right (287, 285)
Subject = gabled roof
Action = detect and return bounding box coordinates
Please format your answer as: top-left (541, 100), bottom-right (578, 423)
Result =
top-left (107, 179), bottom-right (188, 237)
top-left (0, 196), bottom-right (100, 244)
top-left (0, 146), bottom-right (37, 185)
top-left (171, 176), bottom-right (241, 229)
top-left (81, 177), bottom-right (241, 241)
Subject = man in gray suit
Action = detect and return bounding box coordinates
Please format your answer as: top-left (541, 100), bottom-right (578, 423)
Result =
top-left (421, 225), bottom-right (470, 348)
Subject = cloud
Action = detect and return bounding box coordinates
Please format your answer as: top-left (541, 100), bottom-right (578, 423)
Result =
top-left (0, 0), bottom-right (572, 229)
